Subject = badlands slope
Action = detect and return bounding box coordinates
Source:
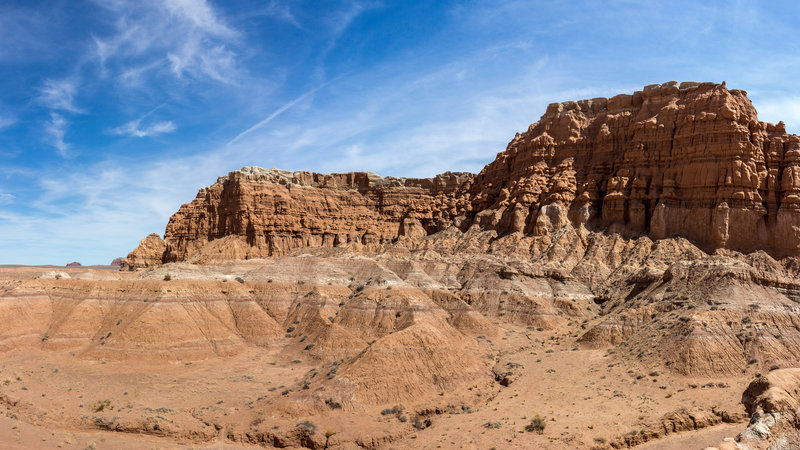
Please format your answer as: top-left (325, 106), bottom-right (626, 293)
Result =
top-left (4, 82), bottom-right (800, 449)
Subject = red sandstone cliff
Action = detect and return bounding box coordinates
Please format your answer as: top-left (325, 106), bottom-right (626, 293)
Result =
top-left (469, 80), bottom-right (800, 256)
top-left (125, 169), bottom-right (472, 267)
top-left (125, 81), bottom-right (800, 268)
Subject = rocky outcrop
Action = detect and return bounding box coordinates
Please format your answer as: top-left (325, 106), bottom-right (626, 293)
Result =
top-left (706, 369), bottom-right (800, 450)
top-left (126, 82), bottom-right (800, 268)
top-left (467, 81), bottom-right (800, 257)
top-left (127, 168), bottom-right (472, 267)
top-left (124, 233), bottom-right (166, 269)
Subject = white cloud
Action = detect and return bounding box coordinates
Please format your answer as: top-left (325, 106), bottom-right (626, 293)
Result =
top-left (164, 0), bottom-right (235, 37)
top-left (251, 1), bottom-right (302, 29)
top-left (0, 193), bottom-right (14, 204)
top-left (168, 42), bottom-right (236, 83)
top-left (0, 115), bottom-right (16, 130)
top-left (92, 0), bottom-right (240, 83)
top-left (38, 78), bottom-right (83, 113)
top-left (45, 112), bottom-right (69, 156)
top-left (112, 119), bottom-right (176, 138)
top-left (37, 78), bottom-right (83, 156)
top-left (316, 1), bottom-right (376, 61)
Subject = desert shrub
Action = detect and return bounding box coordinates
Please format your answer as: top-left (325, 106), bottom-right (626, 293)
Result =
top-left (525, 415), bottom-right (546, 433)
top-left (381, 406), bottom-right (403, 416)
top-left (325, 398), bottom-right (342, 409)
top-left (304, 343), bottom-right (315, 350)
top-left (235, 277), bottom-right (245, 283)
top-left (296, 420), bottom-right (316, 435)
top-left (287, 326), bottom-right (295, 332)
top-left (412, 416), bottom-right (431, 430)
top-left (485, 421), bottom-right (501, 429)
top-left (93, 399), bottom-right (113, 412)
top-left (328, 363), bottom-right (339, 379)
top-left (163, 274), bottom-right (171, 281)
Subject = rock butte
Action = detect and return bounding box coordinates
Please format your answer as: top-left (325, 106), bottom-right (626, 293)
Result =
top-left (5, 82), bottom-right (800, 449)
top-left (127, 81), bottom-right (800, 268)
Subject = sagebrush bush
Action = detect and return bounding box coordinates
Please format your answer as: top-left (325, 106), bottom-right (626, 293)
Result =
top-left (525, 415), bottom-right (546, 434)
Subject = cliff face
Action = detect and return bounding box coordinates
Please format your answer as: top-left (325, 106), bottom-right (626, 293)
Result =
top-left (125, 81), bottom-right (800, 268)
top-left (135, 167), bottom-right (472, 266)
top-left (469, 80), bottom-right (800, 256)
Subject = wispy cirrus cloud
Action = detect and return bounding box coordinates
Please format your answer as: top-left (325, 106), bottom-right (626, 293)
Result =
top-left (38, 78), bottom-right (83, 113)
top-left (317, 0), bottom-right (377, 60)
top-left (247, 0), bottom-right (302, 29)
top-left (112, 119), bottom-right (176, 138)
top-left (45, 113), bottom-right (70, 157)
top-left (92, 0), bottom-right (240, 83)
top-left (38, 78), bottom-right (83, 156)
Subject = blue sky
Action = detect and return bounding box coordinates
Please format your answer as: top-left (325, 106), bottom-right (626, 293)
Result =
top-left (2, 0), bottom-right (800, 265)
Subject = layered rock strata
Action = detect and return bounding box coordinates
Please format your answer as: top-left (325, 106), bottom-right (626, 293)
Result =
top-left (126, 169), bottom-right (472, 267)
top-left (125, 82), bottom-right (800, 269)
top-left (468, 81), bottom-right (800, 257)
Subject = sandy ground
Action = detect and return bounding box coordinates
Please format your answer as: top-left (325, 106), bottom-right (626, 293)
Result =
top-left (0, 322), bottom-right (748, 449)
top-left (395, 324), bottom-right (746, 449)
top-left (0, 266), bottom-right (751, 448)
top-left (638, 423), bottom-right (742, 450)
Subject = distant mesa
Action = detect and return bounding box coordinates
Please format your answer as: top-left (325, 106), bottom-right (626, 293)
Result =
top-left (109, 257), bottom-right (124, 267)
top-left (65, 262), bottom-right (82, 268)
